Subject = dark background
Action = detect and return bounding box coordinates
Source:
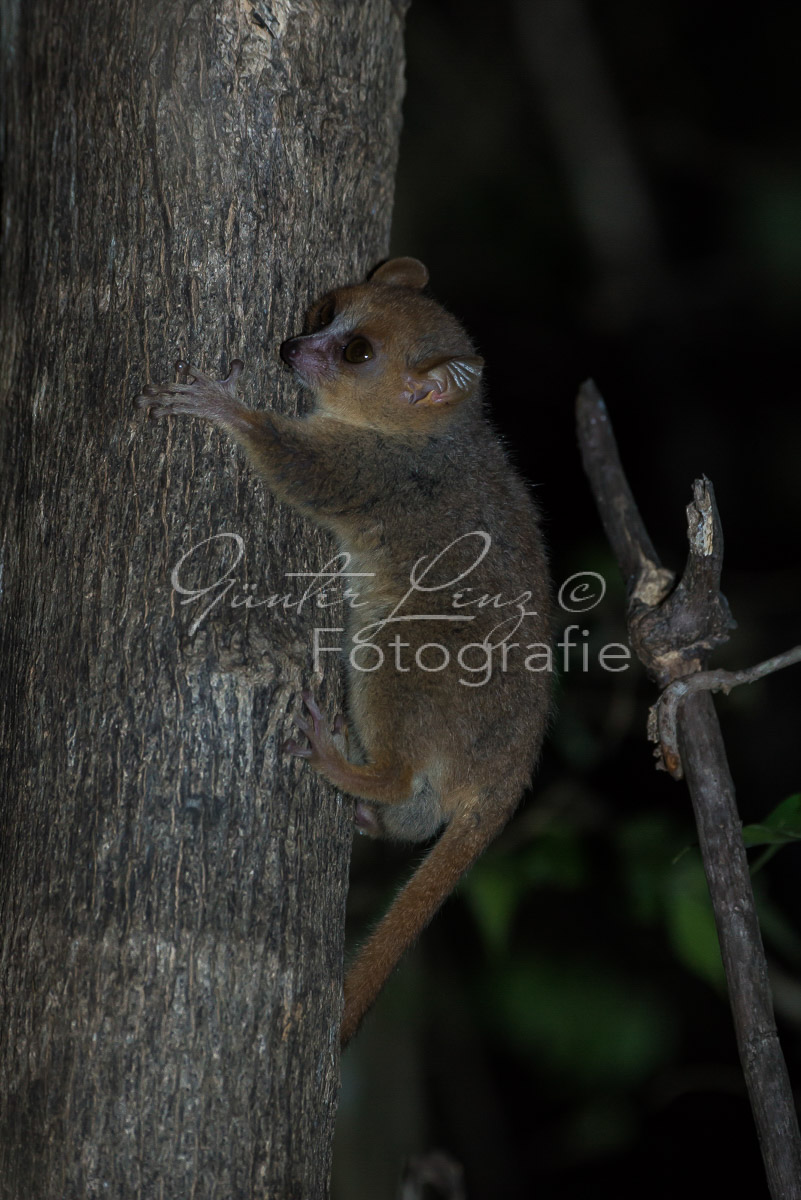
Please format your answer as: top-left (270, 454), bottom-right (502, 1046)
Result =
top-left (334, 2), bottom-right (801, 1196)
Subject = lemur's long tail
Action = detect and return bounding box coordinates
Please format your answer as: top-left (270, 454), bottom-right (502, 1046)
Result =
top-left (340, 798), bottom-right (512, 1045)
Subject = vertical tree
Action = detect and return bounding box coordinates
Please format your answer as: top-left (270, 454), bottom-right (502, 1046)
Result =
top-left (0, 1), bottom-right (407, 1195)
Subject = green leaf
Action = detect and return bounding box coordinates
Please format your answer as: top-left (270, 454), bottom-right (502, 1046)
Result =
top-left (742, 793), bottom-right (801, 848)
top-left (664, 856), bottom-right (725, 989)
top-left (615, 813), bottom-right (684, 926)
top-left (489, 956), bottom-right (675, 1089)
top-left (463, 832), bottom-right (585, 955)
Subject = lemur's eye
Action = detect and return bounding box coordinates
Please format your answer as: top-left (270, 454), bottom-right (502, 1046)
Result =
top-left (314, 299), bottom-right (335, 329)
top-left (343, 337), bottom-right (374, 363)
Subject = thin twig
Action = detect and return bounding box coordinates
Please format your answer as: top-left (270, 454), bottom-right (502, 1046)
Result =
top-left (576, 379), bottom-right (801, 1200)
top-left (654, 646), bottom-right (801, 778)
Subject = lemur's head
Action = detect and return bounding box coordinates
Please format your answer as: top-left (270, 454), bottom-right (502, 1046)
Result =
top-left (279, 258), bottom-right (484, 432)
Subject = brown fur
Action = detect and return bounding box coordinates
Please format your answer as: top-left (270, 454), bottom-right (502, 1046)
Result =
top-left (136, 258), bottom-right (551, 1045)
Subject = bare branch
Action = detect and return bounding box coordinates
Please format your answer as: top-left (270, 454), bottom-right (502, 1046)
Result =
top-left (577, 382), bottom-right (737, 685)
top-left (576, 380), bottom-right (801, 1199)
top-left (576, 379), bottom-right (672, 597)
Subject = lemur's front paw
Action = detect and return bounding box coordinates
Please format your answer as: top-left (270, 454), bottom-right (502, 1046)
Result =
top-left (135, 360), bottom-right (244, 421)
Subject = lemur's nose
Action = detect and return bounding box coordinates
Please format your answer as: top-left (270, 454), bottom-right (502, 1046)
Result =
top-left (279, 337), bottom-right (302, 365)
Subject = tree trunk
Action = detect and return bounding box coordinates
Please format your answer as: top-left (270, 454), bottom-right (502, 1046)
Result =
top-left (0, 1), bottom-right (407, 1196)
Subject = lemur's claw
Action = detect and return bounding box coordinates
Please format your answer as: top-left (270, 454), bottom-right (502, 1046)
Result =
top-left (283, 738), bottom-right (313, 759)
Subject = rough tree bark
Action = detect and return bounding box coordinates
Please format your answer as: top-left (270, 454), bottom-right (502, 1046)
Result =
top-left (0, 1), bottom-right (407, 1196)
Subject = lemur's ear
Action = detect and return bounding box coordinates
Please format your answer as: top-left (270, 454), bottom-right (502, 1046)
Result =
top-left (370, 257), bottom-right (429, 290)
top-left (404, 354), bottom-right (484, 407)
